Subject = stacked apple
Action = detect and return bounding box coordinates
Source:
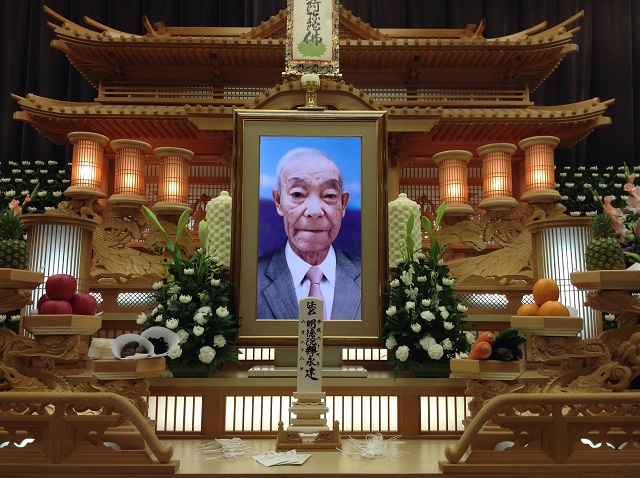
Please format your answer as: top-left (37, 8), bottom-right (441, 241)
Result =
top-left (37, 273), bottom-right (98, 316)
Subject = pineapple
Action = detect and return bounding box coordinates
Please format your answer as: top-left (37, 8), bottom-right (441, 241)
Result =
top-left (585, 213), bottom-right (626, 271)
top-left (0, 208), bottom-right (28, 270)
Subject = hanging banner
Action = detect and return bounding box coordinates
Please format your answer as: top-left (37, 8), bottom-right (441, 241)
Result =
top-left (284, 0), bottom-right (340, 77)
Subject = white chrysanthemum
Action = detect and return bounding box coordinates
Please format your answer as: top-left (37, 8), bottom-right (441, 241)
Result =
top-left (198, 306), bottom-right (212, 314)
top-left (183, 268), bottom-right (195, 275)
top-left (443, 321), bottom-right (454, 330)
top-left (395, 345), bottom-right (410, 362)
top-left (442, 277), bottom-right (455, 286)
top-left (457, 304), bottom-right (468, 313)
top-left (193, 326), bottom-right (205, 337)
top-left (413, 252), bottom-right (426, 261)
top-left (10, 314), bottom-right (20, 322)
top-left (440, 309), bottom-right (450, 319)
top-left (216, 306), bottom-right (229, 318)
top-left (420, 310), bottom-right (435, 321)
top-left (165, 318), bottom-right (179, 330)
top-left (176, 329), bottom-right (189, 344)
top-left (211, 278), bottom-right (221, 286)
top-left (419, 335), bottom-right (436, 350)
top-left (168, 346), bottom-right (183, 359)
top-left (421, 299), bottom-right (431, 307)
top-left (198, 346), bottom-right (216, 364)
top-left (390, 279), bottom-right (400, 288)
top-left (427, 343), bottom-right (444, 360)
top-left (386, 306), bottom-right (397, 317)
top-left (416, 276), bottom-right (427, 283)
top-left (405, 301), bottom-right (415, 310)
top-left (0, 315), bottom-right (6, 323)
top-left (136, 312), bottom-right (147, 324)
top-left (168, 285), bottom-right (180, 294)
top-left (442, 338), bottom-right (453, 350)
top-left (154, 314), bottom-right (163, 322)
top-left (411, 323), bottom-right (421, 333)
top-left (465, 331), bottom-right (476, 345)
top-left (435, 284), bottom-right (443, 292)
top-left (385, 336), bottom-right (397, 349)
top-left (194, 312), bottom-right (207, 325)
top-left (437, 259), bottom-right (444, 266)
top-left (604, 313), bottom-right (616, 322)
top-left (179, 295), bottom-right (192, 304)
top-left (213, 334), bottom-right (227, 348)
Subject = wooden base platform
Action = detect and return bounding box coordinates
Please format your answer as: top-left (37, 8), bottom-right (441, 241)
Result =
top-left (6, 438), bottom-right (639, 477)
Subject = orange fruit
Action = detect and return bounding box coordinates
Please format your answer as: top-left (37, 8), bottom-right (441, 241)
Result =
top-left (532, 278), bottom-right (560, 306)
top-left (538, 300), bottom-right (570, 317)
top-left (516, 303), bottom-right (539, 316)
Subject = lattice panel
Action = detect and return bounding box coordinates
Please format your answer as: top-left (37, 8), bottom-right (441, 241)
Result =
top-left (239, 348), bottom-right (275, 361)
top-left (223, 86), bottom-right (268, 100)
top-left (90, 292), bottom-right (103, 307)
top-left (148, 395), bottom-right (203, 433)
top-left (458, 293), bottom-right (509, 309)
top-left (116, 292), bottom-right (155, 308)
top-left (420, 396), bottom-right (470, 433)
top-left (148, 390), bottom-right (468, 436)
top-left (224, 395), bottom-right (398, 434)
top-left (342, 348), bottom-right (387, 361)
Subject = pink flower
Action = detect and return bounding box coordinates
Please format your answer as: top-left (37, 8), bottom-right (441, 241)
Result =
top-left (7, 199), bottom-right (22, 216)
top-left (603, 196), bottom-right (630, 243)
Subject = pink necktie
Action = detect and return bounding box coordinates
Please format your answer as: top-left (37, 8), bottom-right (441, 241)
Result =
top-left (305, 266), bottom-right (327, 319)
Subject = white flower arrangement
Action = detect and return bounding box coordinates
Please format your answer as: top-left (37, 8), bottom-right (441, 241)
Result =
top-left (378, 202), bottom-right (473, 376)
top-left (138, 206), bottom-right (241, 371)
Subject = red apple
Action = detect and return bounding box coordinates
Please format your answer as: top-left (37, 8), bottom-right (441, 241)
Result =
top-left (39, 299), bottom-right (73, 315)
top-left (69, 293), bottom-right (98, 316)
top-left (45, 274), bottom-right (77, 301)
top-left (37, 293), bottom-right (50, 309)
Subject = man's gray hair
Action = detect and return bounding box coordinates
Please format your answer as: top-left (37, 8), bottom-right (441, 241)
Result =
top-left (274, 147), bottom-right (344, 193)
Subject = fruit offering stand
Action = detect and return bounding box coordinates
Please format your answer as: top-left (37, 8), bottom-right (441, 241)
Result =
top-left (440, 271), bottom-right (640, 474)
top-left (0, 269), bottom-right (178, 474)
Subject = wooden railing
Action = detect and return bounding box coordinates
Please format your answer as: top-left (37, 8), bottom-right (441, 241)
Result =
top-left (0, 392), bottom-right (177, 474)
top-left (441, 392), bottom-right (640, 474)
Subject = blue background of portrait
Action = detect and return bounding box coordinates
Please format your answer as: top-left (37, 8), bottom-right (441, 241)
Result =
top-left (258, 136), bottom-right (362, 258)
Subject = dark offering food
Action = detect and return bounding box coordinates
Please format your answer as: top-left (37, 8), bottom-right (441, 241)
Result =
top-left (148, 336), bottom-right (169, 355)
top-left (121, 340), bottom-right (148, 357)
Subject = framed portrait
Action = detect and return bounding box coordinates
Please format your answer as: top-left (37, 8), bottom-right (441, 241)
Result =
top-left (232, 110), bottom-right (388, 345)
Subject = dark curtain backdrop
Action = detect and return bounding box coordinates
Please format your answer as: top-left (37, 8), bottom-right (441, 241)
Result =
top-left (2, 0), bottom-right (639, 168)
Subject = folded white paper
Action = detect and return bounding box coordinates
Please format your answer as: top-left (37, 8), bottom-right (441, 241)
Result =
top-left (251, 450), bottom-right (311, 466)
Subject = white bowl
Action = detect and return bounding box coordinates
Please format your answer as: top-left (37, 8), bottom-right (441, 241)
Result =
top-left (141, 326), bottom-right (180, 357)
top-left (112, 333), bottom-right (153, 360)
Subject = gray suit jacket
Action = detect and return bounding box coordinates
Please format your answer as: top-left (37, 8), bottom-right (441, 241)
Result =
top-left (257, 244), bottom-right (361, 320)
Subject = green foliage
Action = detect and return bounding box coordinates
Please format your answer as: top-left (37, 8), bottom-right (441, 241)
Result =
top-left (378, 202), bottom-right (473, 377)
top-left (296, 40), bottom-right (327, 58)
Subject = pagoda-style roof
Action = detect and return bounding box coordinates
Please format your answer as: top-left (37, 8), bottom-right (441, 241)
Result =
top-left (44, 6), bottom-right (584, 92)
top-left (12, 82), bottom-right (612, 162)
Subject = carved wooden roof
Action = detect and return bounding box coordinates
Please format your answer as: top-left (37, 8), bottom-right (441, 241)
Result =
top-left (12, 83), bottom-right (611, 161)
top-left (44, 6), bottom-right (584, 92)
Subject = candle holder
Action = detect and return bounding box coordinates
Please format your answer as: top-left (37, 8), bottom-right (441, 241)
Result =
top-left (433, 150), bottom-right (474, 216)
top-left (477, 143), bottom-right (519, 210)
top-left (152, 147), bottom-right (193, 216)
top-left (518, 136), bottom-right (561, 204)
top-left (108, 139), bottom-right (152, 209)
top-left (62, 132), bottom-right (109, 220)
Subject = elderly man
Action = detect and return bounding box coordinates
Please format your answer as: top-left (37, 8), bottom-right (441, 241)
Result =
top-left (257, 147), bottom-right (361, 320)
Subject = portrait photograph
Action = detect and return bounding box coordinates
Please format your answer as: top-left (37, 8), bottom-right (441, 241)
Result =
top-left (233, 110), bottom-right (387, 345)
top-left (256, 136), bottom-right (362, 321)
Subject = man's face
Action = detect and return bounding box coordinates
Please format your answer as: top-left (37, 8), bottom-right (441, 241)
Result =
top-left (273, 153), bottom-right (349, 259)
